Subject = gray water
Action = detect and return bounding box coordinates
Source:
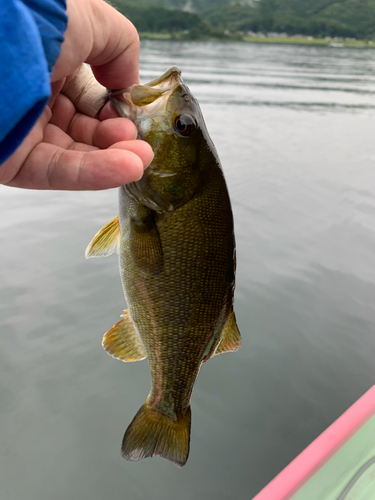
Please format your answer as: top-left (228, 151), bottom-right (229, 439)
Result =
top-left (1, 41), bottom-right (375, 499)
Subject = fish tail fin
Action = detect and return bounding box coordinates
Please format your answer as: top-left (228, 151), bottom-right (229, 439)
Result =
top-left (121, 401), bottom-right (191, 467)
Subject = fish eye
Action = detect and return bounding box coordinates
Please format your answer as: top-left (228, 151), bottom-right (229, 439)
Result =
top-left (173, 114), bottom-right (196, 138)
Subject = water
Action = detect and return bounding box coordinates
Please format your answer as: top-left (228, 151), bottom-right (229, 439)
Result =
top-left (1, 41), bottom-right (375, 499)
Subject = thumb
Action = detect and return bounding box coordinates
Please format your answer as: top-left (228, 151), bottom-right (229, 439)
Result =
top-left (61, 64), bottom-right (109, 118)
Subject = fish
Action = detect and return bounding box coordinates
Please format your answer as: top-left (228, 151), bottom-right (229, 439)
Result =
top-left (85, 66), bottom-right (241, 467)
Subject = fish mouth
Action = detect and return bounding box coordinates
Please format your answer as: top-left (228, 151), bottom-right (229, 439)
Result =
top-left (144, 66), bottom-right (182, 90)
top-left (109, 66), bottom-right (183, 120)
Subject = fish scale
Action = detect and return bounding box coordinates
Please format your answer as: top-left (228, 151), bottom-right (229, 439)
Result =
top-left (86, 66), bottom-right (241, 466)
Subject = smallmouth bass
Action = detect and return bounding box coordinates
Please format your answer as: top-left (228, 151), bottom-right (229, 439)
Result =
top-left (86, 67), bottom-right (241, 467)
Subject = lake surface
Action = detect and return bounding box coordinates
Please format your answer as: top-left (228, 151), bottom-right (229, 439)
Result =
top-left (1, 41), bottom-right (375, 499)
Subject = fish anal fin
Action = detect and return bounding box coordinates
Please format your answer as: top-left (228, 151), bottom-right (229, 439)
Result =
top-left (102, 310), bottom-right (146, 362)
top-left (85, 216), bottom-right (120, 258)
top-left (122, 401), bottom-right (191, 467)
top-left (212, 312), bottom-right (241, 358)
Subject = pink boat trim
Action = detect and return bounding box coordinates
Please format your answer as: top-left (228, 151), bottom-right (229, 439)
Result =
top-left (252, 384), bottom-right (375, 500)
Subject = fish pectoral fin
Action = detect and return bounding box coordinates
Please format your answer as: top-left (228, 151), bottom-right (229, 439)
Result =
top-left (102, 309), bottom-right (147, 362)
top-left (85, 216), bottom-right (120, 258)
top-left (212, 312), bottom-right (241, 357)
top-left (130, 211), bottom-right (163, 275)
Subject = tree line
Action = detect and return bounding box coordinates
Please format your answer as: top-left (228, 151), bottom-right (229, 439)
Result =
top-left (111, 0), bottom-right (375, 40)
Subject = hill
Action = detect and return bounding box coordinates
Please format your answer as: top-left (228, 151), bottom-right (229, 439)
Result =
top-left (110, 0), bottom-right (375, 40)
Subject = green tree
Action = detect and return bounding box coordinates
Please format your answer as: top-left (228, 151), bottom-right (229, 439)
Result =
top-left (111, 0), bottom-right (375, 40)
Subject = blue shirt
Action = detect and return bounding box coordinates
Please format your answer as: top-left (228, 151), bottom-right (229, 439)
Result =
top-left (0, 0), bottom-right (68, 164)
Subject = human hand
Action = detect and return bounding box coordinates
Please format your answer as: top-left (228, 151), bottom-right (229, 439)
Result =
top-left (0, 0), bottom-right (153, 190)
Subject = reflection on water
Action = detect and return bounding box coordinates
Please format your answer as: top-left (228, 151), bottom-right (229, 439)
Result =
top-left (140, 41), bottom-right (375, 112)
top-left (1, 41), bottom-right (375, 499)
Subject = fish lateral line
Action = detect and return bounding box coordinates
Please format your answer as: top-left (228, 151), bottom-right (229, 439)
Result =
top-left (86, 66), bottom-right (241, 467)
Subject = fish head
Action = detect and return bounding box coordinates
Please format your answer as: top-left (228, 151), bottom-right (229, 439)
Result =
top-left (110, 67), bottom-right (218, 212)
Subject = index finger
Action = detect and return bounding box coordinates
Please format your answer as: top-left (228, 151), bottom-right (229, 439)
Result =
top-left (87, 2), bottom-right (140, 89)
top-left (53, 0), bottom-right (140, 90)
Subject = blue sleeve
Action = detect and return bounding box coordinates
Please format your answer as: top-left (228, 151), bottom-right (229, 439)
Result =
top-left (0, 0), bottom-right (68, 165)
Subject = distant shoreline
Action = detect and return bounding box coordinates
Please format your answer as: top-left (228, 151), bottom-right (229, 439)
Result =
top-left (139, 32), bottom-right (375, 48)
top-left (242, 36), bottom-right (374, 47)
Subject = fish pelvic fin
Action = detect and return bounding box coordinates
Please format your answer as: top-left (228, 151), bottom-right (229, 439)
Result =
top-left (85, 216), bottom-right (120, 258)
top-left (212, 312), bottom-right (241, 358)
top-left (103, 310), bottom-right (147, 362)
top-left (122, 402), bottom-right (191, 467)
top-left (130, 211), bottom-right (163, 275)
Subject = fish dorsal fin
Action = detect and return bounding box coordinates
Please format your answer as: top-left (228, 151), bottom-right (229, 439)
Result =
top-left (85, 216), bottom-right (120, 258)
top-left (212, 312), bottom-right (241, 357)
top-left (103, 309), bottom-right (147, 362)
